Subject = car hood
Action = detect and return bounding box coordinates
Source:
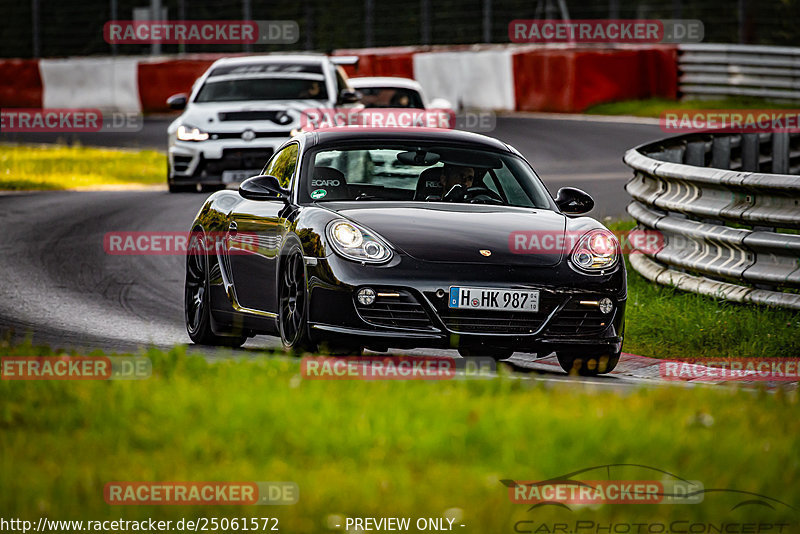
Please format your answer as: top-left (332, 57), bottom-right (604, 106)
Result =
top-left (327, 203), bottom-right (568, 266)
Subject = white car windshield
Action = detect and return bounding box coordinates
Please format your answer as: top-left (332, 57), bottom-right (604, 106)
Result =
top-left (195, 78), bottom-right (328, 102)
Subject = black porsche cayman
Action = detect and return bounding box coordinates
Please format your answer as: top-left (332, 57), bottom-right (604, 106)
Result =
top-left (184, 127), bottom-right (626, 375)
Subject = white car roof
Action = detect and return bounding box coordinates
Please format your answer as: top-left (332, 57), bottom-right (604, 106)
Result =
top-left (209, 54), bottom-right (329, 67)
top-left (349, 77), bottom-right (423, 91)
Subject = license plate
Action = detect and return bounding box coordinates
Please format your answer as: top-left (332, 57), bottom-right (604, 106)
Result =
top-left (449, 287), bottom-right (539, 312)
top-left (222, 170), bottom-right (258, 183)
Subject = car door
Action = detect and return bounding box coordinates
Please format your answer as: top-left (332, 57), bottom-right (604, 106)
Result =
top-left (226, 142), bottom-right (299, 315)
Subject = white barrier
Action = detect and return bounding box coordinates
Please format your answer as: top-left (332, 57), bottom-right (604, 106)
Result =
top-left (413, 49), bottom-right (515, 111)
top-left (39, 58), bottom-right (142, 112)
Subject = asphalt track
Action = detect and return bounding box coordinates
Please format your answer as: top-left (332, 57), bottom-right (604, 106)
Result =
top-left (0, 114), bottom-right (668, 387)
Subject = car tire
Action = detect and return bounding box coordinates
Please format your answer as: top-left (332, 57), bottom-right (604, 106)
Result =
top-left (167, 162), bottom-right (196, 193)
top-left (556, 350), bottom-right (620, 376)
top-left (185, 230), bottom-right (247, 348)
top-left (279, 247), bottom-right (316, 354)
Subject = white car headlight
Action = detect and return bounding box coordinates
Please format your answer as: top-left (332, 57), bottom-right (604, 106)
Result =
top-left (326, 220), bottom-right (392, 264)
top-left (176, 124), bottom-right (209, 142)
top-left (571, 229), bottom-right (619, 272)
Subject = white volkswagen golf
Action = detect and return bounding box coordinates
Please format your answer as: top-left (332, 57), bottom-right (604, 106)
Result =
top-left (166, 54), bottom-right (360, 192)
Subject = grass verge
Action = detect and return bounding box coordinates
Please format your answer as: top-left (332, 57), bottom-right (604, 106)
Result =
top-left (1, 340), bottom-right (798, 532)
top-left (0, 144), bottom-right (165, 190)
top-left (585, 97), bottom-right (799, 118)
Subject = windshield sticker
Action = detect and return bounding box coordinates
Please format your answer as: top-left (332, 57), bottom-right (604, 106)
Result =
top-left (310, 189), bottom-right (327, 199)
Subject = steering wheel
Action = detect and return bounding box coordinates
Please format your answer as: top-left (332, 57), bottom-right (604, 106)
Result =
top-left (464, 186), bottom-right (504, 204)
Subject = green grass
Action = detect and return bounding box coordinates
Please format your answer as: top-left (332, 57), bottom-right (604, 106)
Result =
top-left (585, 97), bottom-right (800, 118)
top-left (0, 144), bottom-right (165, 190)
top-left (607, 220), bottom-right (800, 360)
top-left (1, 341), bottom-right (798, 532)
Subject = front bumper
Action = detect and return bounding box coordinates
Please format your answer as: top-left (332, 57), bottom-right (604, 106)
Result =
top-left (168, 136), bottom-right (290, 185)
top-left (305, 253), bottom-right (626, 354)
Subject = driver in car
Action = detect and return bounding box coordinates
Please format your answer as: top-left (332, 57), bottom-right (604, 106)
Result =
top-left (439, 164), bottom-right (474, 192)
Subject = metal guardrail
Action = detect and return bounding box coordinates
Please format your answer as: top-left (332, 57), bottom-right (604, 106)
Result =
top-left (623, 131), bottom-right (800, 310)
top-left (678, 43), bottom-right (800, 101)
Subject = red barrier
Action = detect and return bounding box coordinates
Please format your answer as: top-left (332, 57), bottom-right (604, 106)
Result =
top-left (512, 45), bottom-right (677, 112)
top-left (334, 46), bottom-right (419, 79)
top-left (137, 58), bottom-right (217, 113)
top-left (0, 60), bottom-right (43, 108)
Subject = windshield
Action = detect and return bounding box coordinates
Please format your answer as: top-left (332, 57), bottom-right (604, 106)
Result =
top-left (301, 144), bottom-right (553, 208)
top-left (195, 77), bottom-right (328, 102)
top-left (356, 87), bottom-right (424, 109)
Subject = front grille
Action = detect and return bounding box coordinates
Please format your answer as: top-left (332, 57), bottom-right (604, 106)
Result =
top-left (210, 131), bottom-right (291, 140)
top-left (204, 148), bottom-right (273, 174)
top-left (545, 298), bottom-right (612, 336)
top-left (426, 291), bottom-right (562, 335)
top-left (355, 290), bottom-right (435, 331)
top-left (437, 309), bottom-right (548, 334)
top-left (218, 111), bottom-right (292, 124)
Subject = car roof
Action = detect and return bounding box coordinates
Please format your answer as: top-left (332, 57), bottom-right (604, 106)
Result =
top-left (305, 127), bottom-right (512, 152)
top-left (349, 77), bottom-right (423, 91)
top-left (210, 54), bottom-right (329, 67)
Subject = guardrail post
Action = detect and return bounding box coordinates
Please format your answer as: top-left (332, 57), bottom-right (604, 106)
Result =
top-left (685, 141), bottom-right (706, 167)
top-left (741, 134), bottom-right (760, 172)
top-left (772, 132), bottom-right (790, 174)
top-left (711, 136), bottom-right (731, 170)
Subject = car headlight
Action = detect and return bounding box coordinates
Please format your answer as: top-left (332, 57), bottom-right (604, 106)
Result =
top-left (326, 220), bottom-right (393, 263)
top-left (571, 229), bottom-right (619, 272)
top-left (176, 124), bottom-right (209, 142)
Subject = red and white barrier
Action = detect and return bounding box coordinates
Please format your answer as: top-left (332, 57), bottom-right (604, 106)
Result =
top-left (40, 58), bottom-right (142, 112)
top-left (413, 49), bottom-right (516, 111)
top-left (0, 45), bottom-right (678, 114)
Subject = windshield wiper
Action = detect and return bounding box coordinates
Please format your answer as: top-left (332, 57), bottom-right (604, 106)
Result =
top-left (354, 194), bottom-right (379, 201)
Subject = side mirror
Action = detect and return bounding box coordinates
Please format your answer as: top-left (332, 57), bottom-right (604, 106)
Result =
top-left (239, 175), bottom-right (291, 202)
top-left (166, 93), bottom-right (188, 110)
top-left (338, 88), bottom-right (361, 105)
top-left (555, 187), bottom-right (594, 215)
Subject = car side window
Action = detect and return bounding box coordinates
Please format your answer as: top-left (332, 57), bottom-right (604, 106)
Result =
top-left (263, 144), bottom-right (299, 190)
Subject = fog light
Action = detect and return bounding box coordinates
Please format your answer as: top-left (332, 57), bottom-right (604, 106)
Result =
top-left (599, 297), bottom-right (613, 314)
top-left (357, 287), bottom-right (376, 306)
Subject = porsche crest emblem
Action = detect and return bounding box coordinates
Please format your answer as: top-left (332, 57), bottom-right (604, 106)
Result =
top-left (479, 249), bottom-right (492, 257)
